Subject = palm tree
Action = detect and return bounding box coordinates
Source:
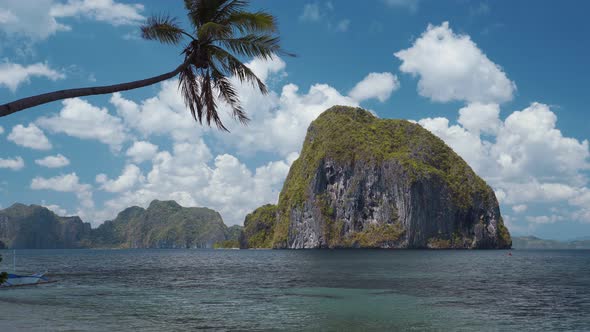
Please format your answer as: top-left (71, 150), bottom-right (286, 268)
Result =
top-left (0, 0), bottom-right (292, 131)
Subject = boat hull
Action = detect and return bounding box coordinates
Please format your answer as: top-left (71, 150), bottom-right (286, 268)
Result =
top-left (1, 273), bottom-right (48, 287)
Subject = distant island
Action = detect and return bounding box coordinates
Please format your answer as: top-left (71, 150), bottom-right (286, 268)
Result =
top-left (240, 106), bottom-right (511, 249)
top-left (0, 200), bottom-right (241, 249)
top-left (512, 236), bottom-right (590, 249)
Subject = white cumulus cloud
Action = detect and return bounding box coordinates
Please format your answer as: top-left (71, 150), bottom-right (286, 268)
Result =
top-left (50, 0), bottom-right (144, 26)
top-left (96, 164), bottom-right (144, 193)
top-left (35, 154), bottom-right (70, 168)
top-left (246, 56), bottom-right (286, 83)
top-left (110, 84), bottom-right (198, 142)
top-left (7, 123), bottom-right (52, 150)
top-left (458, 103), bottom-right (501, 135)
top-left (0, 156), bottom-right (24, 170)
top-left (0, 0), bottom-right (69, 40)
top-left (126, 141), bottom-right (158, 163)
top-left (349, 72), bottom-right (400, 102)
top-left (0, 0), bottom-right (143, 40)
top-left (37, 98), bottom-right (129, 151)
top-left (0, 61), bottom-right (65, 92)
top-left (31, 173), bottom-right (93, 209)
top-left (395, 22), bottom-right (516, 104)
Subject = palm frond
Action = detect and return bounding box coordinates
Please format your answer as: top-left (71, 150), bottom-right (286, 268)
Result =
top-left (186, 0), bottom-right (246, 29)
top-left (166, 1), bottom-right (287, 131)
top-left (198, 22), bottom-right (232, 41)
top-left (141, 15), bottom-right (186, 45)
top-left (212, 0), bottom-right (249, 23)
top-left (209, 45), bottom-right (267, 94)
top-left (200, 70), bottom-right (227, 131)
top-left (226, 11), bottom-right (277, 33)
top-left (211, 66), bottom-right (249, 124)
top-left (185, 0), bottom-right (218, 29)
top-left (183, 0), bottom-right (197, 12)
top-left (218, 34), bottom-right (285, 59)
top-left (183, 0), bottom-right (199, 28)
top-left (179, 65), bottom-right (204, 123)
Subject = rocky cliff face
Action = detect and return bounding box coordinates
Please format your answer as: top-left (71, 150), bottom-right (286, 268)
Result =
top-left (0, 203), bottom-right (91, 249)
top-left (242, 106), bottom-right (511, 249)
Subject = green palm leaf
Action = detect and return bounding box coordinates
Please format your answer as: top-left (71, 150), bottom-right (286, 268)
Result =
top-left (141, 15), bottom-right (186, 45)
top-left (219, 34), bottom-right (282, 59)
top-left (179, 65), bottom-right (204, 123)
top-left (198, 22), bottom-right (232, 41)
top-left (211, 66), bottom-right (249, 124)
top-left (226, 11), bottom-right (277, 33)
top-left (209, 45), bottom-right (267, 94)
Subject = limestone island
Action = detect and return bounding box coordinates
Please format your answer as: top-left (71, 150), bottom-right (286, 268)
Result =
top-left (239, 106), bottom-right (511, 249)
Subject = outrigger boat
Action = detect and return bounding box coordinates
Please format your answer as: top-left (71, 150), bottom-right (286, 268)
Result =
top-left (1, 250), bottom-right (54, 288)
top-left (1, 272), bottom-right (51, 287)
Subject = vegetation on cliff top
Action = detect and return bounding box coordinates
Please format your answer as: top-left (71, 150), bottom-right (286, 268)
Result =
top-left (279, 106), bottom-right (491, 209)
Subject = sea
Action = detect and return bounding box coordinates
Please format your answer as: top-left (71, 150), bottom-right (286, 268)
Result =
top-left (0, 249), bottom-right (589, 331)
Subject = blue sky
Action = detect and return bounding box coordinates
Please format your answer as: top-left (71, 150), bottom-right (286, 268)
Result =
top-left (0, 0), bottom-right (589, 240)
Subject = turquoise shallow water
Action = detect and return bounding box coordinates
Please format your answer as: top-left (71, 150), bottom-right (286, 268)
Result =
top-left (0, 249), bottom-right (589, 331)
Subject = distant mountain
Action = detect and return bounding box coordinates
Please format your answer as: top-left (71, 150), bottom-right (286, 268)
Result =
top-left (91, 200), bottom-right (233, 249)
top-left (226, 225), bottom-right (242, 242)
top-left (212, 225), bottom-right (243, 248)
top-left (512, 236), bottom-right (590, 249)
top-left (0, 203), bottom-right (91, 249)
top-left (0, 201), bottom-right (242, 249)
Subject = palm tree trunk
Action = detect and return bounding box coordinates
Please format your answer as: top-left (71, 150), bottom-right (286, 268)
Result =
top-left (0, 60), bottom-right (192, 118)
